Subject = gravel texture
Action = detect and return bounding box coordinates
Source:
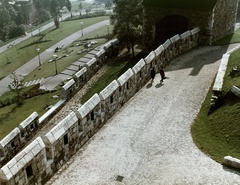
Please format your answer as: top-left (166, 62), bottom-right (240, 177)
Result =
top-left (47, 45), bottom-right (240, 185)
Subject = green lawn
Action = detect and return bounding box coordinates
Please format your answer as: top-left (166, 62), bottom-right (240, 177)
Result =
top-left (0, 16), bottom-right (112, 140)
top-left (0, 90), bottom-right (60, 140)
top-left (191, 50), bottom-right (240, 163)
top-left (0, 16), bottom-right (110, 80)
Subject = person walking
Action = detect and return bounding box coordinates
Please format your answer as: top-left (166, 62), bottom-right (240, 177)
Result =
top-left (159, 65), bottom-right (166, 83)
top-left (150, 67), bottom-right (156, 83)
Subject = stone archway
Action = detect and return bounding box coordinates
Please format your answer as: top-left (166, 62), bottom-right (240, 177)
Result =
top-left (155, 15), bottom-right (189, 45)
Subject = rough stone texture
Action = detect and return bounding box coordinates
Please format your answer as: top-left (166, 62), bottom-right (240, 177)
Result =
top-left (211, 0), bottom-right (238, 43)
top-left (48, 44), bottom-right (240, 185)
top-left (0, 137), bottom-right (46, 185)
top-left (143, 1), bottom-right (238, 45)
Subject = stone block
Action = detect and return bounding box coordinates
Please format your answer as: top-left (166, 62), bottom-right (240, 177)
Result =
top-left (19, 112), bottom-right (38, 130)
top-left (76, 94), bottom-right (101, 119)
top-left (0, 128), bottom-right (20, 148)
top-left (224, 156), bottom-right (240, 169)
top-left (231, 86), bottom-right (240, 97)
top-left (163, 39), bottom-right (171, 49)
top-left (213, 54), bottom-right (229, 92)
top-left (74, 67), bottom-right (87, 78)
top-left (132, 59), bottom-right (145, 74)
top-left (117, 69), bottom-right (134, 86)
top-left (191, 27), bottom-right (200, 35)
top-left (154, 45), bottom-right (164, 57)
top-left (144, 51), bottom-right (156, 64)
top-left (62, 79), bottom-right (75, 91)
top-left (99, 81), bottom-right (119, 100)
top-left (180, 31), bottom-right (191, 39)
top-left (170, 34), bottom-right (180, 43)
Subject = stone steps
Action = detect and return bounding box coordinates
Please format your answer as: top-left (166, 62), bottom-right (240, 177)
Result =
top-left (24, 78), bottom-right (45, 87)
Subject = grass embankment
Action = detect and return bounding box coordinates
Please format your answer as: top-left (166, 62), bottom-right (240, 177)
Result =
top-left (191, 50), bottom-right (240, 163)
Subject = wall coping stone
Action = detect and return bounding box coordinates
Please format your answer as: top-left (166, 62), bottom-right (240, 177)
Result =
top-left (76, 94), bottom-right (101, 119)
top-left (117, 69), bottom-right (134, 86)
top-left (45, 111), bottom-right (78, 144)
top-left (0, 128), bottom-right (21, 148)
top-left (103, 42), bottom-right (112, 50)
top-left (213, 53), bottom-right (230, 92)
top-left (0, 137), bottom-right (45, 180)
top-left (154, 45), bottom-right (164, 56)
top-left (223, 156), bottom-right (240, 169)
top-left (132, 59), bottom-right (146, 74)
top-left (99, 80), bottom-right (119, 101)
top-left (144, 51), bottom-right (156, 64)
top-left (89, 49), bottom-right (105, 58)
top-left (191, 27), bottom-right (200, 35)
top-left (74, 67), bottom-right (87, 78)
top-left (19, 112), bottom-right (38, 129)
top-left (180, 30), bottom-right (191, 39)
top-left (170, 34), bottom-right (180, 43)
top-left (39, 99), bottom-right (65, 124)
top-left (163, 39), bottom-right (171, 49)
top-left (86, 57), bottom-right (97, 67)
top-left (78, 57), bottom-right (91, 63)
top-left (62, 79), bottom-right (75, 91)
top-left (231, 86), bottom-right (240, 97)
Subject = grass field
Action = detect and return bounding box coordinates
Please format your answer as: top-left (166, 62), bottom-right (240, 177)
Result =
top-left (0, 16), bottom-right (112, 140)
top-left (0, 16), bottom-right (110, 80)
top-left (191, 50), bottom-right (240, 163)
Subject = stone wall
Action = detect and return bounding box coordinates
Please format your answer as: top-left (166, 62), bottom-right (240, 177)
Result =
top-left (211, 0), bottom-right (238, 44)
top-left (0, 28), bottom-right (201, 185)
top-left (143, 1), bottom-right (238, 45)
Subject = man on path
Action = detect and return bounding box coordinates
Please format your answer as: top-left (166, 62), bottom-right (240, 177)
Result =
top-left (159, 65), bottom-right (166, 83)
top-left (150, 67), bottom-right (156, 83)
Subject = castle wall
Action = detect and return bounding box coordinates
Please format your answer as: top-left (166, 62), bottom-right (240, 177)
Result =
top-left (211, 0), bottom-right (238, 44)
top-left (0, 29), bottom-right (201, 185)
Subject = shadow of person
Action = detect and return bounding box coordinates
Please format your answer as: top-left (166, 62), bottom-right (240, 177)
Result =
top-left (146, 83), bottom-right (152, 89)
top-left (155, 83), bottom-right (164, 88)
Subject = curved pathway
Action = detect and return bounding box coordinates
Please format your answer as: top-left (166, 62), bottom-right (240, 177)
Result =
top-left (48, 45), bottom-right (240, 185)
top-left (0, 20), bottom-right (110, 96)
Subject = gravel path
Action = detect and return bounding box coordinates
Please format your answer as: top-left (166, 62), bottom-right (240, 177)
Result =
top-left (47, 45), bottom-right (240, 185)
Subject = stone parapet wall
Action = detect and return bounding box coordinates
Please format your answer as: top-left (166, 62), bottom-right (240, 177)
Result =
top-left (0, 28), bottom-right (201, 185)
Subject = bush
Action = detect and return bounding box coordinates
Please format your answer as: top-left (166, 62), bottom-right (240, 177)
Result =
top-left (8, 25), bottom-right (25, 39)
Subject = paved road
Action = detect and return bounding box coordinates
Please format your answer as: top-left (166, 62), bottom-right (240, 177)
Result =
top-left (48, 44), bottom-right (240, 185)
top-left (0, 20), bottom-right (110, 96)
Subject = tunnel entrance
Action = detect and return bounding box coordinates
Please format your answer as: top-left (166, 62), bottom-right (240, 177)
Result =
top-left (155, 15), bottom-right (189, 45)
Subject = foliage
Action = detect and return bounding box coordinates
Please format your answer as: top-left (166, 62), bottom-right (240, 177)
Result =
top-left (105, 0), bottom-right (112, 9)
top-left (65, 0), bottom-right (72, 18)
top-left (8, 72), bottom-right (24, 105)
top-left (111, 0), bottom-right (143, 58)
top-left (78, 2), bottom-right (83, 16)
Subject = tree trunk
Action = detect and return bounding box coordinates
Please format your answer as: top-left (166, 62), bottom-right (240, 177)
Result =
top-left (131, 43), bottom-right (135, 58)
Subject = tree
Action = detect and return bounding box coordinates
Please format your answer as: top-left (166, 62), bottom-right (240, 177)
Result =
top-left (8, 72), bottom-right (24, 105)
top-left (78, 2), bottom-right (83, 16)
top-left (105, 0), bottom-right (112, 9)
top-left (65, 0), bottom-right (72, 18)
top-left (111, 0), bottom-right (143, 58)
top-left (50, 0), bottom-right (60, 28)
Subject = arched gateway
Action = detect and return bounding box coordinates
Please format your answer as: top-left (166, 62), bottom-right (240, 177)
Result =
top-left (143, 0), bottom-right (238, 45)
top-left (155, 15), bottom-right (189, 45)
